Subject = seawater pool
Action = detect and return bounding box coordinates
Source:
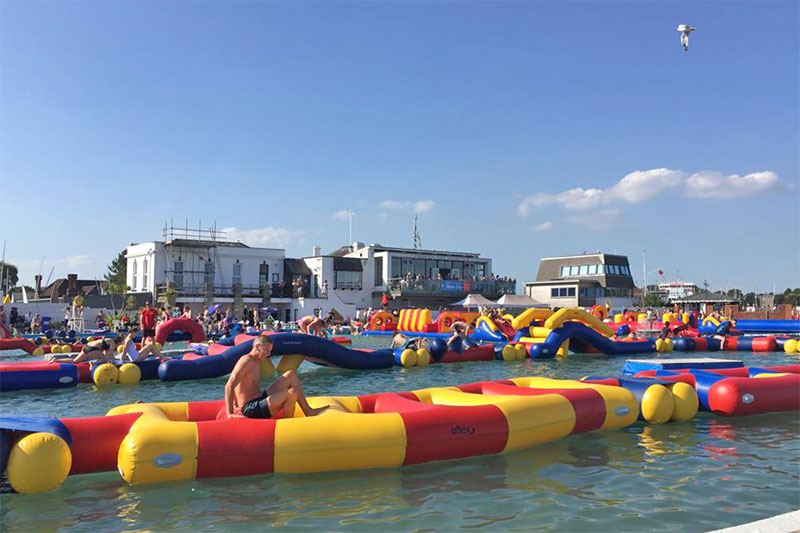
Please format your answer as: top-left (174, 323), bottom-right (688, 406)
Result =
top-left (1, 338), bottom-right (798, 532)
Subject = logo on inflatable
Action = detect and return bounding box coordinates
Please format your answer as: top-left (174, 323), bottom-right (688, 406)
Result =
top-left (450, 424), bottom-right (476, 436)
top-left (154, 453), bottom-right (184, 468)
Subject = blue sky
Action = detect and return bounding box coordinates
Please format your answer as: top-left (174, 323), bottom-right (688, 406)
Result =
top-left (1, 1), bottom-right (797, 293)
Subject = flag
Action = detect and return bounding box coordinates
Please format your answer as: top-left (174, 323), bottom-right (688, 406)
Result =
top-left (658, 269), bottom-right (663, 275)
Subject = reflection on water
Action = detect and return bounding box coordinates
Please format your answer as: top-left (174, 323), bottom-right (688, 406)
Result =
top-left (1, 348), bottom-right (799, 531)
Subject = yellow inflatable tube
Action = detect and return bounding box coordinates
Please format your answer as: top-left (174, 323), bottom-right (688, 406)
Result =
top-left (544, 308), bottom-right (614, 337)
top-left (511, 308), bottom-right (554, 330)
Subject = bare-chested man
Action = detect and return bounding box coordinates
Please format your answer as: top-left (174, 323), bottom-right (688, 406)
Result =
top-left (297, 314), bottom-right (329, 337)
top-left (224, 336), bottom-right (328, 419)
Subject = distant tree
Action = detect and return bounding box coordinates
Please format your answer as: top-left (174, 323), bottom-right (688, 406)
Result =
top-left (743, 292), bottom-right (756, 306)
top-left (642, 293), bottom-right (665, 307)
top-left (776, 288), bottom-right (800, 307)
top-left (0, 261), bottom-right (19, 293)
top-left (105, 251), bottom-right (127, 286)
top-left (105, 251), bottom-right (129, 313)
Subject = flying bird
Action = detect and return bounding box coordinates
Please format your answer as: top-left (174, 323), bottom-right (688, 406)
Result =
top-left (677, 24), bottom-right (696, 51)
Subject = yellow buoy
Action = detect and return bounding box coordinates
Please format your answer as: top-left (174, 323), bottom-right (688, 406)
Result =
top-left (86, 336), bottom-right (94, 342)
top-left (784, 339), bottom-right (798, 353)
top-left (260, 357), bottom-right (276, 377)
top-left (400, 348), bottom-right (418, 367)
top-left (416, 349), bottom-right (431, 366)
top-left (93, 363), bottom-right (119, 386)
top-left (117, 363), bottom-right (142, 385)
top-left (514, 344), bottom-right (527, 360)
top-left (655, 339), bottom-right (666, 353)
top-left (116, 345), bottom-right (124, 354)
top-left (32, 347), bottom-right (45, 357)
top-left (6, 432), bottom-right (72, 494)
top-left (501, 344), bottom-right (517, 361)
top-left (663, 338), bottom-right (674, 352)
top-left (614, 314), bottom-right (624, 324)
top-left (60, 344), bottom-right (72, 354)
top-left (668, 382), bottom-right (699, 421)
top-left (640, 384), bottom-right (675, 424)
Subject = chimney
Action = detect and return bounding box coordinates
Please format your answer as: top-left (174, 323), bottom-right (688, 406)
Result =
top-left (312, 246), bottom-right (321, 257)
top-left (34, 275), bottom-right (42, 299)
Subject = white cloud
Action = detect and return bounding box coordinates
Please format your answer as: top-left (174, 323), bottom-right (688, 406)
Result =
top-left (380, 200), bottom-right (409, 210)
top-left (332, 209), bottom-right (353, 220)
top-left (568, 207), bottom-right (623, 231)
top-left (377, 212), bottom-right (388, 222)
top-left (685, 171), bottom-right (784, 199)
top-left (413, 200), bottom-right (435, 213)
top-left (222, 226), bottom-right (306, 249)
top-left (379, 199), bottom-right (436, 213)
top-left (518, 168), bottom-right (684, 214)
top-left (65, 255), bottom-right (93, 267)
top-left (533, 221), bottom-right (553, 232)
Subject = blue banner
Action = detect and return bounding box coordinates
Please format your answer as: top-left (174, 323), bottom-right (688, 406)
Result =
top-left (440, 280), bottom-right (464, 292)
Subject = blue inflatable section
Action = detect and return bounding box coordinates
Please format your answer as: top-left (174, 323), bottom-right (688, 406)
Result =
top-left (733, 319), bottom-right (800, 334)
top-left (159, 333), bottom-right (396, 381)
top-left (529, 322), bottom-right (655, 359)
top-left (622, 358), bottom-right (742, 375)
top-left (471, 322), bottom-right (508, 343)
top-left (0, 364), bottom-right (79, 392)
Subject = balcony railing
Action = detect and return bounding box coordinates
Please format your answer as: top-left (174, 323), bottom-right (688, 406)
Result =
top-left (386, 278), bottom-right (516, 296)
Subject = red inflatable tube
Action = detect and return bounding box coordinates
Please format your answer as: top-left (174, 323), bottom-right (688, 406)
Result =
top-left (331, 337), bottom-right (351, 345)
top-left (751, 336), bottom-right (777, 352)
top-left (0, 338), bottom-right (37, 354)
top-left (61, 413), bottom-right (143, 474)
top-left (436, 345), bottom-right (495, 364)
top-left (196, 418), bottom-right (276, 478)
top-left (474, 382), bottom-right (606, 435)
top-left (722, 336), bottom-right (738, 351)
top-left (154, 317), bottom-right (207, 345)
top-left (373, 393), bottom-right (509, 464)
top-left (708, 374), bottom-right (800, 416)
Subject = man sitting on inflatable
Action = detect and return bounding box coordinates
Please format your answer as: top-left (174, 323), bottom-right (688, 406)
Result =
top-left (225, 336), bottom-right (328, 419)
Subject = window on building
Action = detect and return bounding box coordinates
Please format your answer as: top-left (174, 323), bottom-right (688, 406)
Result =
top-left (143, 258), bottom-right (148, 289)
top-left (579, 265), bottom-right (588, 275)
top-left (622, 266), bottom-right (630, 275)
top-left (374, 257), bottom-right (384, 287)
top-left (272, 273), bottom-right (280, 283)
top-left (335, 270), bottom-right (362, 290)
top-left (569, 266), bottom-right (578, 276)
top-left (588, 264), bottom-right (597, 275)
top-left (567, 287), bottom-right (576, 297)
top-left (560, 266), bottom-right (569, 277)
top-left (174, 260), bottom-right (183, 287)
top-left (232, 262), bottom-right (242, 285)
top-left (259, 263), bottom-right (269, 286)
top-left (132, 260), bottom-right (138, 290)
top-left (551, 288), bottom-right (558, 297)
top-left (204, 261), bottom-right (214, 285)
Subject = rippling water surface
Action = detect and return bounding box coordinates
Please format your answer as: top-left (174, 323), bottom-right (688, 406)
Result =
top-left (1, 339), bottom-right (798, 532)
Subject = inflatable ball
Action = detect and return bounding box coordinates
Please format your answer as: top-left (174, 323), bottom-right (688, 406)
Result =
top-left (400, 349), bottom-right (418, 367)
top-left (117, 363), bottom-right (142, 385)
top-left (6, 432), bottom-right (72, 494)
top-left (93, 363), bottom-right (119, 386)
top-left (428, 339), bottom-right (447, 361)
top-left (416, 349), bottom-right (431, 366)
top-left (501, 344), bottom-right (517, 361)
top-left (784, 339), bottom-right (798, 353)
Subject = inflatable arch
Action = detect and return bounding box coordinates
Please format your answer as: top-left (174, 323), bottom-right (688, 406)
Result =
top-left (154, 317), bottom-right (207, 345)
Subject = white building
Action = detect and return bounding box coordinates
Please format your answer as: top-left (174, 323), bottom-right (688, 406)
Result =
top-left (657, 282), bottom-right (698, 301)
top-left (126, 228), bottom-right (513, 323)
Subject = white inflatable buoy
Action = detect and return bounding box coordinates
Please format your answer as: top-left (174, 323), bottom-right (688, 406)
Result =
top-left (677, 24), bottom-right (696, 51)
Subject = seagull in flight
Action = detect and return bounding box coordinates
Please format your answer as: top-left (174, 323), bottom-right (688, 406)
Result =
top-left (677, 24), bottom-right (696, 51)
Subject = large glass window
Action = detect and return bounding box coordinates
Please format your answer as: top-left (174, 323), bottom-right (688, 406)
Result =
top-left (559, 287), bottom-right (568, 297)
top-left (391, 257), bottom-right (402, 279)
top-left (374, 257), bottom-right (384, 287)
top-left (567, 287), bottom-right (576, 297)
top-left (259, 263), bottom-right (269, 285)
top-left (132, 261), bottom-right (138, 290)
top-left (551, 288), bottom-right (558, 297)
top-left (174, 260), bottom-right (183, 287)
top-left (414, 259), bottom-right (426, 277)
top-left (588, 264), bottom-right (598, 275)
top-left (569, 266), bottom-right (579, 276)
top-left (560, 266), bottom-right (569, 277)
top-left (579, 265), bottom-right (588, 275)
top-left (232, 262), bottom-right (242, 285)
top-left (335, 270), bottom-right (362, 289)
top-left (143, 259), bottom-right (149, 290)
top-left (204, 261), bottom-right (214, 285)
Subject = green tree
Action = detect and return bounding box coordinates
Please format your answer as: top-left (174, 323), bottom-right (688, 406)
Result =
top-left (641, 293), bottom-right (665, 307)
top-left (0, 261), bottom-right (19, 293)
top-left (105, 250), bottom-right (127, 286)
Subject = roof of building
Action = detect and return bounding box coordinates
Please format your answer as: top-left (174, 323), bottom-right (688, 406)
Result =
top-left (328, 244), bottom-right (482, 258)
top-left (525, 279), bottom-right (602, 286)
top-left (539, 253), bottom-right (630, 261)
top-left (41, 278), bottom-right (107, 300)
top-left (283, 258), bottom-right (313, 276)
top-left (672, 290), bottom-right (739, 303)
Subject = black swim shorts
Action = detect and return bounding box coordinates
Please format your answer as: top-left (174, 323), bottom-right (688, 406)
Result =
top-left (241, 390), bottom-right (272, 419)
